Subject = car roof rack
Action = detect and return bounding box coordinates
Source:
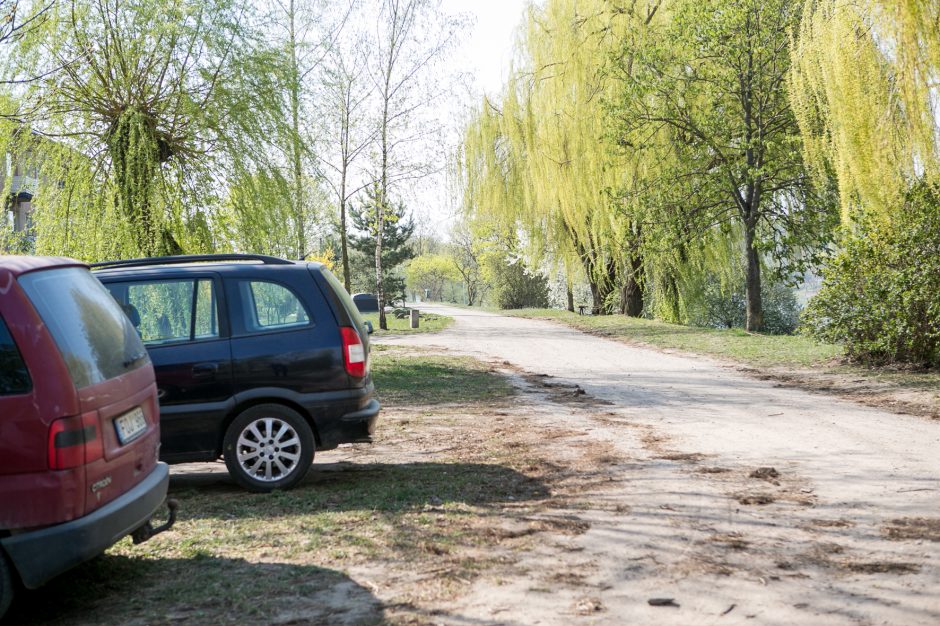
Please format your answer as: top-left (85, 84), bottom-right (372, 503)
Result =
top-left (90, 253), bottom-right (294, 270)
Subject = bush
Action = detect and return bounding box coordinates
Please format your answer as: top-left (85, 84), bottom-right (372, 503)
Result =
top-left (489, 259), bottom-right (549, 309)
top-left (802, 182), bottom-right (940, 366)
top-left (687, 275), bottom-right (801, 335)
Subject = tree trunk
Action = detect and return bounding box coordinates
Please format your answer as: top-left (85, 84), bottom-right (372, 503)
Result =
top-left (377, 124), bottom-right (388, 330)
top-left (288, 0), bottom-right (305, 259)
top-left (744, 220), bottom-right (763, 332)
top-left (566, 283), bottom-right (574, 312)
top-left (339, 186), bottom-right (351, 292)
top-left (619, 252), bottom-right (644, 317)
top-left (375, 194), bottom-right (386, 329)
top-left (583, 255), bottom-right (615, 315)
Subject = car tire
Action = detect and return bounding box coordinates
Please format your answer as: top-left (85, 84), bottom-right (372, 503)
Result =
top-left (0, 550), bottom-right (14, 619)
top-left (223, 405), bottom-right (315, 492)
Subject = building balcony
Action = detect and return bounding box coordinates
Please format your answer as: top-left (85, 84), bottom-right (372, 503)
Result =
top-left (9, 175), bottom-right (38, 199)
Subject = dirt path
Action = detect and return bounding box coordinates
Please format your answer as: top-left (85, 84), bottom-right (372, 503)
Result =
top-left (380, 305), bottom-right (940, 625)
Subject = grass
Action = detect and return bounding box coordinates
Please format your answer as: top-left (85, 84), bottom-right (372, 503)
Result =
top-left (9, 349), bottom-right (523, 626)
top-left (500, 307), bottom-right (843, 368)
top-left (371, 347), bottom-right (514, 405)
top-left (14, 460), bottom-right (542, 626)
top-left (362, 310), bottom-right (453, 335)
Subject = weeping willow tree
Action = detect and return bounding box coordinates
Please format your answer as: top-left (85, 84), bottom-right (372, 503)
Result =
top-left (460, 0), bottom-right (664, 315)
top-left (790, 1), bottom-right (940, 220)
top-left (0, 0), bottom-right (291, 260)
top-left (790, 2), bottom-right (940, 363)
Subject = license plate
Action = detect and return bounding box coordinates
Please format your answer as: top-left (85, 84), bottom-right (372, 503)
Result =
top-left (115, 407), bottom-right (147, 444)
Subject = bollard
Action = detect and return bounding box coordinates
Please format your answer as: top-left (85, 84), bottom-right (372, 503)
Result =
top-left (410, 308), bottom-right (419, 329)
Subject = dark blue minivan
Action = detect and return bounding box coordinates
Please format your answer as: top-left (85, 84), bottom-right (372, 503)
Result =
top-left (94, 254), bottom-right (379, 492)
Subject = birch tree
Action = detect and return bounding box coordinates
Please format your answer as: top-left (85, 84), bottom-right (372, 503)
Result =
top-left (318, 36), bottom-right (374, 291)
top-left (267, 0), bottom-right (351, 259)
top-left (369, 0), bottom-right (458, 329)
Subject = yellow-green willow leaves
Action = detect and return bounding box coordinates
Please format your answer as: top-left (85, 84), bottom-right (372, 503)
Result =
top-left (1, 0), bottom-right (297, 260)
top-left (460, 1), bottom-right (665, 314)
top-left (791, 0), bottom-right (940, 221)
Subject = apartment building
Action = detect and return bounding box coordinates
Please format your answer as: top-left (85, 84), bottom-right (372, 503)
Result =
top-left (1, 150), bottom-right (38, 233)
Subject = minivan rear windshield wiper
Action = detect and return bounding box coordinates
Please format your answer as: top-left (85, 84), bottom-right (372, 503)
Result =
top-left (123, 351), bottom-right (148, 368)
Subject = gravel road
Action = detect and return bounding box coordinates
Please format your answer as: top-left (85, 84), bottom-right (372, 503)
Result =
top-left (382, 305), bottom-right (940, 625)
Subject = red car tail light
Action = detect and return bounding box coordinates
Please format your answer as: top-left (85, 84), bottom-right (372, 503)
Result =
top-left (48, 411), bottom-right (103, 470)
top-left (340, 326), bottom-right (367, 378)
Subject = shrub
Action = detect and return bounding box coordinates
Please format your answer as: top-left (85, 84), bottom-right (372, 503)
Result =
top-left (687, 274), bottom-right (802, 335)
top-left (488, 258), bottom-right (549, 309)
top-left (802, 182), bottom-right (940, 366)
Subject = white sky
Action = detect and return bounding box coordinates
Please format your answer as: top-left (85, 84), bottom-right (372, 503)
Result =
top-left (446, 0), bottom-right (529, 97)
top-left (409, 0), bottom-right (529, 237)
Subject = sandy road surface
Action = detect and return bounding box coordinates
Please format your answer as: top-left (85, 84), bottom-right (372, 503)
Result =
top-left (382, 305), bottom-right (940, 625)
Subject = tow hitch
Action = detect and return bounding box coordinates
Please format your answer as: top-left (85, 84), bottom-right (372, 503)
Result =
top-left (132, 499), bottom-right (179, 544)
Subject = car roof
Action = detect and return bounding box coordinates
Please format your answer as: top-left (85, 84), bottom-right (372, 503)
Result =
top-left (92, 254), bottom-right (326, 278)
top-left (0, 255), bottom-right (86, 278)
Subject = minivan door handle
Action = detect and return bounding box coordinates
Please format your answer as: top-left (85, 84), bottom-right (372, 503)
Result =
top-left (192, 363), bottom-right (218, 380)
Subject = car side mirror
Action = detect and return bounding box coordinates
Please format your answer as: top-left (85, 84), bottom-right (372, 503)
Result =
top-left (365, 320), bottom-right (374, 335)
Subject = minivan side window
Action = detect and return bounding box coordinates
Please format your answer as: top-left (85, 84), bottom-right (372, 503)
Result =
top-left (109, 279), bottom-right (220, 346)
top-left (239, 281), bottom-right (310, 332)
top-left (0, 315), bottom-right (31, 396)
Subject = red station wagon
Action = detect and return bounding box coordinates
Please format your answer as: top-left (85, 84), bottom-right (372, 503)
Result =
top-left (0, 256), bottom-right (174, 618)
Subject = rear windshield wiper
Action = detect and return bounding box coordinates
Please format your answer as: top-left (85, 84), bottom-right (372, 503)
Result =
top-left (123, 351), bottom-right (148, 368)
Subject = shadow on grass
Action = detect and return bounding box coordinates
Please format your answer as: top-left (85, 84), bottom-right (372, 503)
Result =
top-left (168, 461), bottom-right (549, 519)
top-left (8, 554), bottom-right (383, 626)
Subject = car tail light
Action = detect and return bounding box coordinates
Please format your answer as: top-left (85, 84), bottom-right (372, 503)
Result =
top-left (340, 326), bottom-right (367, 377)
top-left (48, 411), bottom-right (103, 470)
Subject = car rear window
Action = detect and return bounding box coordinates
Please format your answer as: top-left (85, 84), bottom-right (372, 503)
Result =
top-left (237, 280), bottom-right (311, 332)
top-left (0, 315), bottom-right (31, 396)
top-left (18, 267), bottom-right (150, 389)
top-left (321, 268), bottom-right (366, 327)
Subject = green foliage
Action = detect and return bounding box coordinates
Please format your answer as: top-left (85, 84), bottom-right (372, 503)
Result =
top-left (802, 183), bottom-right (940, 366)
top-left (349, 184), bottom-right (415, 301)
top-left (687, 275), bottom-right (802, 336)
top-left (610, 0), bottom-right (835, 331)
top-left (486, 255), bottom-right (549, 310)
top-left (406, 254), bottom-right (458, 301)
top-left (1, 0), bottom-right (297, 260)
top-left (790, 1), bottom-right (940, 221)
top-left (109, 108), bottom-right (166, 255)
top-left (459, 0), bottom-right (655, 313)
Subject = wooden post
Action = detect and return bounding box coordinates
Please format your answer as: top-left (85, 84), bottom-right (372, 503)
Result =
top-left (410, 309), bottom-right (419, 329)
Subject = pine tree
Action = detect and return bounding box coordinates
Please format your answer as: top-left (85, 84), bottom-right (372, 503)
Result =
top-left (349, 184), bottom-right (415, 303)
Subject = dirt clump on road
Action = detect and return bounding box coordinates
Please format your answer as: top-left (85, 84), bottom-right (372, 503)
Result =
top-left (749, 466), bottom-right (781, 481)
top-left (735, 492), bottom-right (776, 505)
top-left (521, 373), bottom-right (613, 406)
top-left (883, 517), bottom-right (940, 541)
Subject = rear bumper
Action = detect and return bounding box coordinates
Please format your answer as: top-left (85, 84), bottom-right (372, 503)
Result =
top-left (318, 398), bottom-right (381, 449)
top-left (1, 462), bottom-right (170, 589)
